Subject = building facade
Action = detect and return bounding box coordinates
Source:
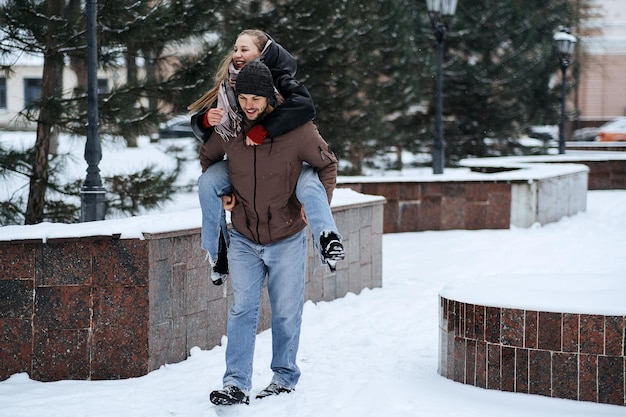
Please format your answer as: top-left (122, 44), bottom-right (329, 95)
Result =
top-left (576, 0), bottom-right (626, 127)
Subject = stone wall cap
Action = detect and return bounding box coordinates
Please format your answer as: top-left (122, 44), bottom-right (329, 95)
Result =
top-left (0, 189), bottom-right (380, 243)
top-left (439, 273), bottom-right (625, 315)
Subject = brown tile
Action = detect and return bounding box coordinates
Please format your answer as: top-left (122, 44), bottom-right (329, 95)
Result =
top-left (552, 352), bottom-right (578, 400)
top-left (474, 305), bottom-right (486, 341)
top-left (485, 307), bottom-right (500, 344)
top-left (398, 182), bottom-right (422, 201)
top-left (419, 196), bottom-right (442, 231)
top-left (453, 336), bottom-right (465, 383)
top-left (455, 302), bottom-right (465, 337)
top-left (464, 202), bottom-right (488, 230)
top-left (34, 286), bottom-right (91, 330)
top-left (92, 239), bottom-right (149, 287)
top-left (475, 341), bottom-right (487, 388)
top-left (501, 346), bottom-right (515, 392)
top-left (579, 354), bottom-right (598, 402)
top-left (487, 192), bottom-right (512, 229)
top-left (441, 196), bottom-right (465, 229)
top-left (538, 312), bottom-right (562, 351)
top-left (605, 316), bottom-right (624, 356)
top-left (0, 243), bottom-right (37, 280)
top-left (40, 241), bottom-right (93, 286)
top-left (32, 328), bottom-right (90, 381)
top-left (0, 318), bottom-right (32, 379)
top-left (399, 203), bottom-right (420, 232)
top-left (388, 204), bottom-right (403, 234)
top-left (525, 310), bottom-right (538, 348)
top-left (580, 314), bottom-right (604, 355)
top-left (529, 350), bottom-right (552, 397)
top-left (0, 280), bottom-right (33, 319)
top-left (562, 313), bottom-right (579, 353)
top-left (501, 308), bottom-right (524, 347)
top-left (442, 182), bottom-right (466, 198)
top-left (464, 304), bottom-right (475, 339)
top-left (91, 286), bottom-right (149, 379)
top-left (448, 300), bottom-right (457, 335)
top-left (465, 183), bottom-right (489, 202)
top-left (487, 343), bottom-right (501, 390)
top-left (598, 356), bottom-right (625, 406)
top-left (465, 339), bottom-right (476, 385)
top-left (515, 348), bottom-right (529, 393)
top-left (420, 182), bottom-right (444, 197)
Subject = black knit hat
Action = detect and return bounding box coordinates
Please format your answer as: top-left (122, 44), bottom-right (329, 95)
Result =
top-left (235, 60), bottom-right (275, 99)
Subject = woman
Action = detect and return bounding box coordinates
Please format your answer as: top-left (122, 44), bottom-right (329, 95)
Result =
top-left (189, 30), bottom-right (344, 285)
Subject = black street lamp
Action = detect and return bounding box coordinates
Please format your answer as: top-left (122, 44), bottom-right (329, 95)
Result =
top-left (425, 0), bottom-right (458, 174)
top-left (554, 28), bottom-right (577, 155)
top-left (80, 0), bottom-right (106, 221)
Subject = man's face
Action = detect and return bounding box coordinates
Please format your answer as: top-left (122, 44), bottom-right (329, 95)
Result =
top-left (238, 94), bottom-right (268, 121)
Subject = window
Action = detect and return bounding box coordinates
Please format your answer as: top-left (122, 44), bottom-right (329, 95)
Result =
top-left (24, 78), bottom-right (42, 107)
top-left (0, 78), bottom-right (6, 109)
top-left (97, 78), bottom-right (109, 94)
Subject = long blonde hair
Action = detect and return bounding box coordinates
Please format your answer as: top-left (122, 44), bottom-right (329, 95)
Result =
top-left (187, 29), bottom-right (269, 114)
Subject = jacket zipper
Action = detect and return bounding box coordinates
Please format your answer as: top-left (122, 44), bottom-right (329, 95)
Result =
top-left (252, 147), bottom-right (261, 242)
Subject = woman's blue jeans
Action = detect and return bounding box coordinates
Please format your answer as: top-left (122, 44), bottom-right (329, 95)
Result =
top-left (198, 160), bottom-right (339, 264)
top-left (223, 228), bottom-right (307, 391)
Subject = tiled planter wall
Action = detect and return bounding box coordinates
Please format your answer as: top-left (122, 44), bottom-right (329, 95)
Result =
top-left (563, 160), bottom-right (626, 190)
top-left (438, 297), bottom-right (626, 406)
top-left (338, 181), bottom-right (512, 234)
top-left (0, 198), bottom-right (383, 382)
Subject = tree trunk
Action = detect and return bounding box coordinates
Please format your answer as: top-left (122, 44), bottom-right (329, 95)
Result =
top-left (25, 0), bottom-right (64, 224)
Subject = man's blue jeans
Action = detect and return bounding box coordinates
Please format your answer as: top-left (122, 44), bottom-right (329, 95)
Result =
top-left (223, 228), bottom-right (307, 392)
top-left (198, 160), bottom-right (339, 265)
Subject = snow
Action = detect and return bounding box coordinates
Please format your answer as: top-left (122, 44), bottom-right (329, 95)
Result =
top-left (0, 133), bottom-right (625, 416)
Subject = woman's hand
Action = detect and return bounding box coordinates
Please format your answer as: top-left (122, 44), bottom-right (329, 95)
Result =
top-left (205, 108), bottom-right (225, 126)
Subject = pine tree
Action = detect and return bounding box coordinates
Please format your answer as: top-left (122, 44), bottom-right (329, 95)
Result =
top-left (438, 0), bottom-right (581, 162)
top-left (0, 0), bottom-right (233, 224)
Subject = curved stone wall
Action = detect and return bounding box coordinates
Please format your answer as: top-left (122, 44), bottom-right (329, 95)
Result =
top-left (438, 274), bottom-right (625, 406)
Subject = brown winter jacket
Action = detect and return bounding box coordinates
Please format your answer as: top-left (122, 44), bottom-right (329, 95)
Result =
top-left (200, 118), bottom-right (338, 245)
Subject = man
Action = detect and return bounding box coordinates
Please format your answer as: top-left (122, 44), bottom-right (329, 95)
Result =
top-left (200, 60), bottom-right (338, 406)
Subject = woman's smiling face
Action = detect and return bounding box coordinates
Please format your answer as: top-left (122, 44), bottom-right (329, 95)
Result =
top-left (232, 35), bottom-right (262, 70)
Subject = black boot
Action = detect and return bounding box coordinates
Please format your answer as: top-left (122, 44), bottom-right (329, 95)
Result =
top-left (211, 231), bottom-right (229, 285)
top-left (210, 386), bottom-right (249, 406)
top-left (320, 231), bottom-right (345, 272)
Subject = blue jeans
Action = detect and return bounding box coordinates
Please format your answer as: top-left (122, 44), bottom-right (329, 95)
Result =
top-left (223, 228), bottom-right (307, 391)
top-left (198, 160), bottom-right (339, 264)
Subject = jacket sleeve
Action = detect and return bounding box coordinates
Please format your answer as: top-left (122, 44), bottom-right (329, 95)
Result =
top-left (260, 74), bottom-right (316, 139)
top-left (297, 122), bottom-right (338, 203)
top-left (259, 38), bottom-right (316, 139)
top-left (190, 110), bottom-right (215, 143)
top-left (199, 132), bottom-right (226, 173)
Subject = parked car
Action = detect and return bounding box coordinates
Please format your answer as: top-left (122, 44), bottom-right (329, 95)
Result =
top-left (597, 117), bottom-right (626, 142)
top-left (154, 115), bottom-right (194, 139)
top-left (571, 126), bottom-right (599, 141)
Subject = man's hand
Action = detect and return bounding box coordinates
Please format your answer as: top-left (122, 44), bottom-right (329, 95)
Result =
top-left (245, 137), bottom-right (260, 146)
top-left (301, 205), bottom-right (307, 224)
top-left (222, 194), bottom-right (236, 211)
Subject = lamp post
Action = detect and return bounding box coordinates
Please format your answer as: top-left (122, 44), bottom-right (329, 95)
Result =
top-left (425, 0), bottom-right (458, 174)
top-left (80, 0), bottom-right (106, 221)
top-left (553, 28), bottom-right (577, 155)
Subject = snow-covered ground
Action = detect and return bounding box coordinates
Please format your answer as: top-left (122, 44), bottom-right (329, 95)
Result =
top-left (0, 132), bottom-right (624, 416)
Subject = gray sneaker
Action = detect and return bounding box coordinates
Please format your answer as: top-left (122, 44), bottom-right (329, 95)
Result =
top-left (255, 382), bottom-right (293, 399)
